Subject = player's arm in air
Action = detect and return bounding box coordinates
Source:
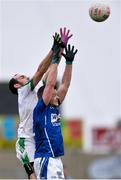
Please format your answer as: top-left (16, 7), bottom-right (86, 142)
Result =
top-left (42, 27), bottom-right (73, 85)
top-left (57, 44), bottom-right (78, 103)
top-left (32, 51), bottom-right (52, 88)
top-left (42, 32), bottom-right (61, 85)
top-left (42, 45), bottom-right (61, 106)
top-left (32, 32), bottom-right (61, 88)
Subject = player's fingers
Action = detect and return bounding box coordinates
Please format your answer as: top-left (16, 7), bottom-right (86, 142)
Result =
top-left (60, 28), bottom-right (62, 36)
top-left (66, 29), bottom-right (70, 36)
top-left (64, 27), bottom-right (66, 35)
top-left (74, 49), bottom-right (78, 55)
top-left (68, 34), bottom-right (73, 39)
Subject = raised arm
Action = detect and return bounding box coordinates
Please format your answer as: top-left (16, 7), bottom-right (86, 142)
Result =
top-left (32, 51), bottom-right (53, 87)
top-left (32, 32), bottom-right (61, 87)
top-left (42, 27), bottom-right (73, 85)
top-left (42, 46), bottom-right (61, 106)
top-left (57, 44), bottom-right (78, 103)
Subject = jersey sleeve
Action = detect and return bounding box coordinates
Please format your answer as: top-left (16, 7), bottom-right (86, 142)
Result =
top-left (36, 97), bottom-right (47, 112)
top-left (30, 79), bottom-right (35, 91)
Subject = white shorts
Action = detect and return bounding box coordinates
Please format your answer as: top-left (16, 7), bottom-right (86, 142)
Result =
top-left (34, 157), bottom-right (64, 179)
top-left (16, 137), bottom-right (35, 164)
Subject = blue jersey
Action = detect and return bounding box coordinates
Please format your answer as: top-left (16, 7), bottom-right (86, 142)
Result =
top-left (33, 97), bottom-right (64, 159)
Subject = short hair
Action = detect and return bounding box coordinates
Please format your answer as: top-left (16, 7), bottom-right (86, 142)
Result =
top-left (9, 78), bottom-right (18, 95)
top-left (37, 85), bottom-right (45, 99)
top-left (37, 84), bottom-right (58, 99)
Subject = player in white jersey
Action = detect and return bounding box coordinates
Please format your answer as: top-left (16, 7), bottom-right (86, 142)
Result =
top-left (9, 65), bottom-right (51, 179)
top-left (8, 27), bottom-right (72, 179)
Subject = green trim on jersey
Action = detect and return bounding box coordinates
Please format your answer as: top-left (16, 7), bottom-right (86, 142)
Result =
top-left (30, 79), bottom-right (35, 91)
top-left (18, 79), bottom-right (35, 91)
top-left (42, 79), bottom-right (46, 85)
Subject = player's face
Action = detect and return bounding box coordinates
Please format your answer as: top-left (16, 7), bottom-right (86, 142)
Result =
top-left (13, 74), bottom-right (29, 85)
top-left (50, 88), bottom-right (59, 106)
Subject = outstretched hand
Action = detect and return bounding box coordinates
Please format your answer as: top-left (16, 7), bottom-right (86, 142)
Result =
top-left (60, 27), bottom-right (73, 47)
top-left (62, 44), bottom-right (78, 64)
top-left (52, 32), bottom-right (61, 51)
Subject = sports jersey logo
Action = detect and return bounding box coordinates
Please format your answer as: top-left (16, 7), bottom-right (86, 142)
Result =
top-left (51, 114), bottom-right (61, 126)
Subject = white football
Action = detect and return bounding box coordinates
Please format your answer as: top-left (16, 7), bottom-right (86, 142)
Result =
top-left (89, 3), bottom-right (110, 22)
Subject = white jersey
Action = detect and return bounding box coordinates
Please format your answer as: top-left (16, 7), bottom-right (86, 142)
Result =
top-left (17, 80), bottom-right (38, 138)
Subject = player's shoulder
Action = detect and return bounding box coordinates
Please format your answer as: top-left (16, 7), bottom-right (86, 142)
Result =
top-left (18, 79), bottom-right (36, 99)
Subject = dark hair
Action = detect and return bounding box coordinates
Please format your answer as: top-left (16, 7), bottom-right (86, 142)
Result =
top-left (9, 78), bottom-right (18, 95)
top-left (37, 85), bottom-right (45, 99)
top-left (37, 84), bottom-right (58, 99)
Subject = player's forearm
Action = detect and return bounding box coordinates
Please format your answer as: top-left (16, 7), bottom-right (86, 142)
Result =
top-left (46, 64), bottom-right (58, 88)
top-left (37, 50), bottom-right (53, 73)
top-left (32, 50), bottom-right (53, 86)
top-left (42, 48), bottom-right (64, 85)
top-left (61, 65), bottom-right (72, 89)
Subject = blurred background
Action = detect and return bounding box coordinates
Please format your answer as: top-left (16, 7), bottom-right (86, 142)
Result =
top-left (0, 0), bottom-right (121, 179)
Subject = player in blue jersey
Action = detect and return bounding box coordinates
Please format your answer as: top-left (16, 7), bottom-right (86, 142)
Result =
top-left (33, 42), bottom-right (78, 179)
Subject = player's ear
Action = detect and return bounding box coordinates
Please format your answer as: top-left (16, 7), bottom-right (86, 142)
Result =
top-left (14, 83), bottom-right (21, 89)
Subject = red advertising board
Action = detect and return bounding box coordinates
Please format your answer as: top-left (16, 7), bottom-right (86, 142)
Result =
top-left (92, 127), bottom-right (121, 152)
